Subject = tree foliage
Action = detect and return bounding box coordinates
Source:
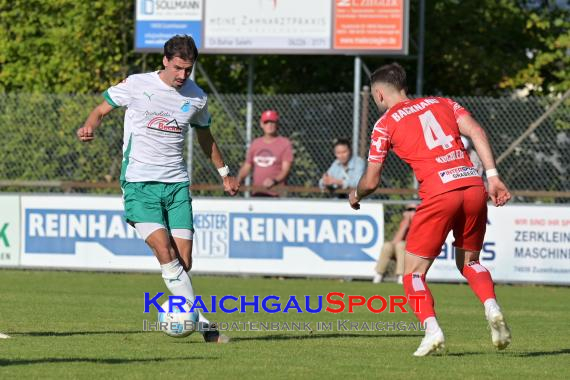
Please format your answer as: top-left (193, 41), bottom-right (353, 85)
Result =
top-left (194, 0), bottom-right (569, 96)
top-left (0, 0), bottom-right (567, 95)
top-left (499, 2), bottom-right (569, 94)
top-left (0, 0), bottom-right (137, 93)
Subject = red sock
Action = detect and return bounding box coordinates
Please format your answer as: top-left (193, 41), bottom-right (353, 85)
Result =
top-left (403, 273), bottom-right (435, 324)
top-left (462, 261), bottom-right (496, 303)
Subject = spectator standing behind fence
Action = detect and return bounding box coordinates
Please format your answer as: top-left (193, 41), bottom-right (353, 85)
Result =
top-left (237, 110), bottom-right (293, 197)
top-left (319, 138), bottom-right (365, 198)
top-left (373, 204), bottom-right (416, 284)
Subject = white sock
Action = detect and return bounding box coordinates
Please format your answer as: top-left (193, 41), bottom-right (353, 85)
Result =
top-left (484, 298), bottom-right (500, 314)
top-left (186, 270), bottom-right (210, 325)
top-left (161, 259), bottom-right (195, 303)
top-left (423, 316), bottom-right (441, 334)
top-left (396, 275), bottom-right (403, 284)
top-left (161, 260), bottom-right (211, 333)
top-left (372, 274), bottom-right (383, 283)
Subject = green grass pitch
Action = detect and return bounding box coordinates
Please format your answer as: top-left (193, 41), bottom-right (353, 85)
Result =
top-left (0, 269), bottom-right (569, 379)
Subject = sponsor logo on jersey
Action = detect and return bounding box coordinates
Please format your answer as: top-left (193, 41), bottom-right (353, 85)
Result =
top-left (147, 116), bottom-right (182, 134)
top-left (438, 166), bottom-right (479, 183)
top-left (143, 92), bottom-right (154, 101)
top-left (181, 100), bottom-right (191, 112)
top-left (435, 149), bottom-right (465, 163)
top-left (144, 110), bottom-right (173, 118)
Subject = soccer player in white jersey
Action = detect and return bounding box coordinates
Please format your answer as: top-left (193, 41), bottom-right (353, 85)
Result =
top-left (77, 35), bottom-right (240, 343)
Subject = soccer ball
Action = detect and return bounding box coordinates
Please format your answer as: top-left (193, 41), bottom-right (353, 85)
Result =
top-left (157, 299), bottom-right (199, 338)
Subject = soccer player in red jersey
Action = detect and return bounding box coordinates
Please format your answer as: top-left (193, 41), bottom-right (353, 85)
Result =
top-left (349, 63), bottom-right (512, 356)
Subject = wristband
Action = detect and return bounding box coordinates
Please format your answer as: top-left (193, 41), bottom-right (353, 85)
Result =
top-left (486, 168), bottom-right (499, 178)
top-left (217, 165), bottom-right (230, 178)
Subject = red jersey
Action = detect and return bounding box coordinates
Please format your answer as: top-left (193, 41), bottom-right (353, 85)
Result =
top-left (368, 97), bottom-right (484, 200)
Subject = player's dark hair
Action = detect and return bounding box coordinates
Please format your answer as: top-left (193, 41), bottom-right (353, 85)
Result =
top-left (333, 137), bottom-right (351, 150)
top-left (370, 63), bottom-right (407, 92)
top-left (164, 35), bottom-right (199, 62)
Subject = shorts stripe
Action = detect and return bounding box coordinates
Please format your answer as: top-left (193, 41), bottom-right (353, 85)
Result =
top-left (406, 250), bottom-right (434, 260)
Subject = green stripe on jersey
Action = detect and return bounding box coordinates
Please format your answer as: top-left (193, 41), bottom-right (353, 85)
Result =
top-left (103, 90), bottom-right (120, 108)
top-left (120, 134), bottom-right (133, 181)
top-left (191, 116), bottom-right (212, 129)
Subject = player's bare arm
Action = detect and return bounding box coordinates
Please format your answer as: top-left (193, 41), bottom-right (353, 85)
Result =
top-left (76, 101), bottom-right (115, 142)
top-left (195, 128), bottom-right (240, 196)
top-left (349, 162), bottom-right (382, 210)
top-left (458, 114), bottom-right (511, 207)
top-left (457, 114), bottom-right (497, 172)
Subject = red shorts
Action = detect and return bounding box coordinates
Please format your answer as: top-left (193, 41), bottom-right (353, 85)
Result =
top-left (405, 186), bottom-right (488, 259)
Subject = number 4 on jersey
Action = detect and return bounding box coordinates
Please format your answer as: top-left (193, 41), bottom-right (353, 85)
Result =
top-left (419, 110), bottom-right (453, 150)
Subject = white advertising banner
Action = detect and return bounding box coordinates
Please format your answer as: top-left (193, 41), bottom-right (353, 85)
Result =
top-left (18, 195), bottom-right (570, 284)
top-left (428, 205), bottom-right (570, 285)
top-left (20, 196), bottom-right (157, 271)
top-left (0, 195), bottom-right (20, 267)
top-left (20, 196), bottom-right (384, 277)
top-left (191, 198), bottom-right (383, 277)
top-left (135, 0), bottom-right (409, 54)
top-left (204, 0), bottom-right (332, 51)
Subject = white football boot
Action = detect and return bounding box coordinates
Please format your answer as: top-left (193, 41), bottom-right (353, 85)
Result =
top-left (486, 306), bottom-right (511, 350)
top-left (413, 329), bottom-right (445, 357)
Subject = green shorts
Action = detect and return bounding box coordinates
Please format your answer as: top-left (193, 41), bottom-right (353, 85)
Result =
top-left (121, 181), bottom-right (193, 231)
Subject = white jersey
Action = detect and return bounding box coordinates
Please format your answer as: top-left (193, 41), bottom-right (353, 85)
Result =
top-left (104, 71), bottom-right (211, 183)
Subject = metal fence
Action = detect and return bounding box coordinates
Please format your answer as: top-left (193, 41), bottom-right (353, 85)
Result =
top-left (0, 92), bottom-right (568, 202)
